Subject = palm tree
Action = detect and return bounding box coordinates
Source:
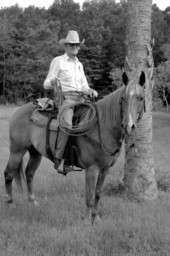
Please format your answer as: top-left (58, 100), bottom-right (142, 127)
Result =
top-left (124, 0), bottom-right (158, 200)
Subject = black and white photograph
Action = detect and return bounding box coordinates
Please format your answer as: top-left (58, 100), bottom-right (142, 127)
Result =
top-left (0, 0), bottom-right (170, 255)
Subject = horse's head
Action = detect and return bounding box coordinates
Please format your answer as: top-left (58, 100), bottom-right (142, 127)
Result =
top-left (120, 71), bottom-right (146, 134)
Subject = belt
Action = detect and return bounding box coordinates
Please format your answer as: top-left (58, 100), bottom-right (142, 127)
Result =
top-left (63, 91), bottom-right (83, 97)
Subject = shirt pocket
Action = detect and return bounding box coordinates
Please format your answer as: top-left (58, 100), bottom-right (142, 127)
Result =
top-left (59, 66), bottom-right (72, 82)
top-left (76, 65), bottom-right (84, 84)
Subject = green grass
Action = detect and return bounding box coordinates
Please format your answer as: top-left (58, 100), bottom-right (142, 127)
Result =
top-left (0, 105), bottom-right (170, 256)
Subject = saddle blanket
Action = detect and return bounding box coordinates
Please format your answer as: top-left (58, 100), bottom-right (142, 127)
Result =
top-left (34, 98), bottom-right (55, 111)
top-left (30, 110), bottom-right (59, 131)
top-left (31, 98), bottom-right (59, 131)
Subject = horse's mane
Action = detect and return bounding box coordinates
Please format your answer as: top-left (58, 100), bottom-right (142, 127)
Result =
top-left (96, 85), bottom-right (125, 126)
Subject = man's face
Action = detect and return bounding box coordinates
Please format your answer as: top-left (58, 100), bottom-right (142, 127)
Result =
top-left (65, 43), bottom-right (80, 57)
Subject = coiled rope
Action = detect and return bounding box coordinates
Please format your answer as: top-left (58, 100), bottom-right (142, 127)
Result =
top-left (52, 77), bottom-right (97, 136)
top-left (58, 101), bottom-right (97, 136)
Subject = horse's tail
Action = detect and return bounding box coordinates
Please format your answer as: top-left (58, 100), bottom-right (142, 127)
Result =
top-left (14, 160), bottom-right (25, 190)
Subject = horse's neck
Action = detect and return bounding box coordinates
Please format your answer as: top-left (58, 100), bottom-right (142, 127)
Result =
top-left (96, 87), bottom-right (123, 129)
top-left (93, 88), bottom-right (124, 153)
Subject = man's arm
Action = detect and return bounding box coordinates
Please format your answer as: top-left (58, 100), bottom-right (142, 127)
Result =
top-left (44, 58), bottom-right (60, 90)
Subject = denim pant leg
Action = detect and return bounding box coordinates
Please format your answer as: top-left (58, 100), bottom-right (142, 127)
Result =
top-left (55, 99), bottom-right (74, 160)
top-left (55, 96), bottom-right (85, 160)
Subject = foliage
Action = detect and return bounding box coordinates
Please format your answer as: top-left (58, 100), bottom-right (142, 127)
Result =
top-left (157, 173), bottom-right (170, 192)
top-left (151, 4), bottom-right (167, 65)
top-left (153, 61), bottom-right (170, 111)
top-left (161, 43), bottom-right (170, 61)
top-left (0, 1), bottom-right (170, 102)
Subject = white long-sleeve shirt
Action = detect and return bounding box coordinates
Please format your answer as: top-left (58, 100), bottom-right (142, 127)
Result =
top-left (43, 53), bottom-right (90, 94)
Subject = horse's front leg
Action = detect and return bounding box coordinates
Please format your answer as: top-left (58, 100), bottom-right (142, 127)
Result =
top-left (84, 165), bottom-right (99, 224)
top-left (92, 169), bottom-right (108, 224)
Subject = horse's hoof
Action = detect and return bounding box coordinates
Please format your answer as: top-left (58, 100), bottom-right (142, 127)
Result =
top-left (8, 203), bottom-right (16, 208)
top-left (6, 199), bottom-right (13, 204)
top-left (6, 200), bottom-right (16, 208)
top-left (84, 218), bottom-right (92, 226)
top-left (93, 214), bottom-right (101, 225)
top-left (4, 195), bottom-right (13, 204)
top-left (28, 194), bottom-right (40, 206)
top-left (33, 200), bottom-right (40, 207)
top-left (81, 214), bottom-right (92, 226)
top-left (29, 199), bottom-right (40, 207)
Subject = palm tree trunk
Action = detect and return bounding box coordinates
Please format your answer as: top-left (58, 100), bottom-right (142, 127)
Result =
top-left (124, 0), bottom-right (158, 200)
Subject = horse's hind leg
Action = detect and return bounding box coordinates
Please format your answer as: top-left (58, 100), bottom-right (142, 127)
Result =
top-left (84, 165), bottom-right (99, 224)
top-left (25, 146), bottom-right (42, 205)
top-left (4, 151), bottom-right (25, 204)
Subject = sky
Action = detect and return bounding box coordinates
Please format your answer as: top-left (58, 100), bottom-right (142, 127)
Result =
top-left (0, 0), bottom-right (169, 11)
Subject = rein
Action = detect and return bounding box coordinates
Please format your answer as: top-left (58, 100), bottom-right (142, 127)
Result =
top-left (45, 113), bottom-right (56, 162)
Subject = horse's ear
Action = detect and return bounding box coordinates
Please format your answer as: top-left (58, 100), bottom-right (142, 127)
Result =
top-left (122, 72), bottom-right (129, 86)
top-left (139, 71), bottom-right (146, 86)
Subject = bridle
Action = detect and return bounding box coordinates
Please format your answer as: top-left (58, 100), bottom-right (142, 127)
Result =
top-left (119, 85), bottom-right (146, 126)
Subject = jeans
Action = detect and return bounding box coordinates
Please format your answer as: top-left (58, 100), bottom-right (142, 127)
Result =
top-left (55, 91), bottom-right (85, 160)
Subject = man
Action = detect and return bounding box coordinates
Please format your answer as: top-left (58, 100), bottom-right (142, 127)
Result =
top-left (43, 30), bottom-right (98, 173)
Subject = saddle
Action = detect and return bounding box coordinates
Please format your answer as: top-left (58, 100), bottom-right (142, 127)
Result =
top-left (31, 98), bottom-right (59, 131)
top-left (30, 98), bottom-right (96, 173)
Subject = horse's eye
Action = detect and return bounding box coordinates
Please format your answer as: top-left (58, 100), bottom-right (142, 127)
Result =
top-left (120, 97), bottom-right (124, 105)
top-left (120, 96), bottom-right (124, 101)
top-left (138, 96), bottom-right (144, 101)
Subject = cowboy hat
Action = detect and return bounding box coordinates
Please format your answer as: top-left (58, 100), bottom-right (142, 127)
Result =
top-left (59, 30), bottom-right (85, 46)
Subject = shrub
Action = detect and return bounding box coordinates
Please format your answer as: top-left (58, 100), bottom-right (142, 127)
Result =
top-left (156, 173), bottom-right (170, 192)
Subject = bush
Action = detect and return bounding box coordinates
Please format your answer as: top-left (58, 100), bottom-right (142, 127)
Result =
top-left (157, 173), bottom-right (170, 192)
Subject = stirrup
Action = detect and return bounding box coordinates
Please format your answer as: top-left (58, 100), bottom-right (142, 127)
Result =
top-left (58, 165), bottom-right (74, 176)
top-left (58, 164), bottom-right (82, 176)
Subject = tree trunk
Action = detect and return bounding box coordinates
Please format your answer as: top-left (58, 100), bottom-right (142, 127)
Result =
top-left (2, 14), bottom-right (7, 99)
top-left (124, 0), bottom-right (158, 200)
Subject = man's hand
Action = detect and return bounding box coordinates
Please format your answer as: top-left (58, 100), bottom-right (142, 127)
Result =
top-left (51, 77), bottom-right (60, 87)
top-left (89, 88), bottom-right (98, 98)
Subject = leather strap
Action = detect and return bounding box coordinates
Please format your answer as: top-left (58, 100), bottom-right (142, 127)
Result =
top-left (45, 113), bottom-right (55, 162)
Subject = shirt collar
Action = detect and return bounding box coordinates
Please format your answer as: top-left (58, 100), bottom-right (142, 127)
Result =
top-left (64, 53), bottom-right (79, 63)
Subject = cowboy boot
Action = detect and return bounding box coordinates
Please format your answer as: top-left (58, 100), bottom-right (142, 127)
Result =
top-left (54, 130), bottom-right (74, 174)
top-left (54, 157), bottom-right (61, 170)
top-left (58, 164), bottom-right (75, 176)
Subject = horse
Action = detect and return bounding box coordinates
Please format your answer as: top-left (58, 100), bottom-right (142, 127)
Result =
top-left (4, 71), bottom-right (146, 224)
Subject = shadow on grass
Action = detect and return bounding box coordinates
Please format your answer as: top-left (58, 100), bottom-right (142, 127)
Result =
top-left (157, 174), bottom-right (170, 193)
top-left (104, 177), bottom-right (170, 200)
top-left (103, 182), bottom-right (125, 197)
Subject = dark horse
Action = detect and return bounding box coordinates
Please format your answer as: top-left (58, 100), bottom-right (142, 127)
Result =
top-left (4, 71), bottom-right (146, 223)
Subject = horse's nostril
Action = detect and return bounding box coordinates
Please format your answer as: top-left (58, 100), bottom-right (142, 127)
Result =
top-left (132, 124), bottom-right (136, 130)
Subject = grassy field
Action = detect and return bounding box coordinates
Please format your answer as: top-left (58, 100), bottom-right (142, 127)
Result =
top-left (0, 105), bottom-right (170, 256)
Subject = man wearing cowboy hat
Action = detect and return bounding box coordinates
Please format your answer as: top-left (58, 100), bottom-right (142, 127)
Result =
top-left (44, 30), bottom-right (98, 173)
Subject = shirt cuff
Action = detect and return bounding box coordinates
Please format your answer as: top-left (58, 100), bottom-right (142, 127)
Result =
top-left (82, 87), bottom-right (90, 95)
top-left (43, 79), bottom-right (53, 90)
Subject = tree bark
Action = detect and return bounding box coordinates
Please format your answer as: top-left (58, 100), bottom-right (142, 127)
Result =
top-left (124, 0), bottom-right (158, 200)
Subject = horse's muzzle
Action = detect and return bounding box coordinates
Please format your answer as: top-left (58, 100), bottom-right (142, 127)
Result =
top-left (121, 122), bottom-right (136, 135)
